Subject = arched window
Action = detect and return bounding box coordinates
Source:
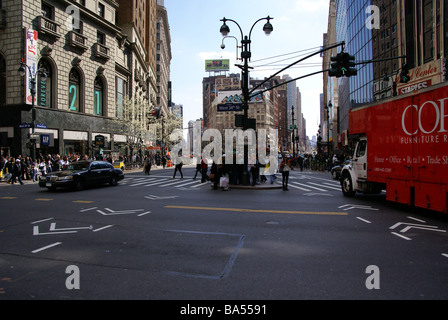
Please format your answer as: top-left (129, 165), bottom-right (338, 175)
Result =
top-left (69, 68), bottom-right (81, 112)
top-left (37, 59), bottom-right (52, 108)
top-left (0, 55), bottom-right (5, 106)
top-left (93, 77), bottom-right (103, 116)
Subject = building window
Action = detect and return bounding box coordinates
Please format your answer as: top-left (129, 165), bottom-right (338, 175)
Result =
top-left (98, 3), bottom-right (105, 18)
top-left (37, 59), bottom-right (52, 108)
top-left (94, 77), bottom-right (104, 116)
top-left (97, 31), bottom-right (105, 45)
top-left (41, 3), bottom-right (54, 19)
top-left (116, 77), bottom-right (127, 119)
top-left (423, 0), bottom-right (434, 62)
top-left (69, 69), bottom-right (81, 112)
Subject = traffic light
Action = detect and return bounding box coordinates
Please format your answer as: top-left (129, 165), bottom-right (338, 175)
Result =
top-left (329, 53), bottom-right (344, 78)
top-left (329, 52), bottom-right (357, 78)
top-left (152, 107), bottom-right (162, 119)
top-left (340, 52), bottom-right (357, 77)
top-left (400, 64), bottom-right (410, 83)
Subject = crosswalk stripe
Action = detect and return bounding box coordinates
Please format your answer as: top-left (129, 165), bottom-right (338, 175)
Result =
top-left (173, 180), bottom-right (202, 188)
top-left (308, 182), bottom-right (341, 191)
top-left (143, 179), bottom-right (170, 187)
top-left (129, 178), bottom-right (158, 187)
top-left (291, 182), bottom-right (327, 192)
top-left (288, 183), bottom-right (311, 191)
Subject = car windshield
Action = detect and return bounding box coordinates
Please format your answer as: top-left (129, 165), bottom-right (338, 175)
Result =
top-left (65, 163), bottom-right (89, 172)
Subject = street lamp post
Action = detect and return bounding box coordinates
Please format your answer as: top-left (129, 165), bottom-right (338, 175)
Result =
top-left (18, 62), bottom-right (47, 160)
top-left (219, 16), bottom-right (273, 185)
top-left (325, 101), bottom-right (332, 156)
top-left (291, 106), bottom-right (296, 158)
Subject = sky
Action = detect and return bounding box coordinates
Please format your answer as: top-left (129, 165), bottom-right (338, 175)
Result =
top-left (164, 0), bottom-right (330, 138)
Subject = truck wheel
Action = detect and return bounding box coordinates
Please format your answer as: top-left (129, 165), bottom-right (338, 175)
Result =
top-left (341, 172), bottom-right (355, 197)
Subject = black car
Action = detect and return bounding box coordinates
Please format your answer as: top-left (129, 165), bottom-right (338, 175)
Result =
top-left (330, 160), bottom-right (351, 179)
top-left (39, 160), bottom-right (124, 191)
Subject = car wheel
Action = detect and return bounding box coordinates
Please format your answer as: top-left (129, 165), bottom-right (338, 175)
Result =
top-left (341, 172), bottom-right (355, 197)
top-left (74, 179), bottom-right (84, 191)
top-left (110, 176), bottom-right (118, 186)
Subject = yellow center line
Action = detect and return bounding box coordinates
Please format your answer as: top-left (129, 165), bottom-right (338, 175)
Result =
top-left (0, 197), bottom-right (18, 200)
top-left (35, 198), bottom-right (54, 202)
top-left (165, 206), bottom-right (348, 216)
top-left (73, 200), bottom-right (95, 204)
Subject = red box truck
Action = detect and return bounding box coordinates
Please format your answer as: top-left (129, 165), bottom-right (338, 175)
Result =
top-left (340, 82), bottom-right (448, 213)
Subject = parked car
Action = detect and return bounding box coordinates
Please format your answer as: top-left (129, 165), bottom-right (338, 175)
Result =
top-left (330, 160), bottom-right (350, 179)
top-left (39, 160), bottom-right (124, 191)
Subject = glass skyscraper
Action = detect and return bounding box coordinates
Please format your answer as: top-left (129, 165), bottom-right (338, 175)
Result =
top-left (336, 0), bottom-right (374, 133)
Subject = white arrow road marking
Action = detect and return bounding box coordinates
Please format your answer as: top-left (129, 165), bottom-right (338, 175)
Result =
top-left (145, 195), bottom-right (179, 201)
top-left (96, 208), bottom-right (150, 216)
top-left (339, 204), bottom-right (379, 211)
top-left (390, 222), bottom-right (440, 231)
top-left (33, 226), bottom-right (78, 236)
top-left (34, 223), bottom-right (93, 236)
top-left (400, 225), bottom-right (446, 234)
top-left (49, 223), bottom-right (92, 232)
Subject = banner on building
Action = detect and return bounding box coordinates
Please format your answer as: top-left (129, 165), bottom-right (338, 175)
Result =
top-left (25, 29), bottom-right (38, 105)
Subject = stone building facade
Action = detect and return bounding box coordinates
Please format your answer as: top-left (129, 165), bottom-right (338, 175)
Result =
top-left (0, 0), bottom-right (166, 159)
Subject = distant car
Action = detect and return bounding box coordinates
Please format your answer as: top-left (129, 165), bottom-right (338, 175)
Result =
top-left (113, 160), bottom-right (125, 171)
top-left (330, 160), bottom-right (351, 179)
top-left (39, 160), bottom-right (124, 191)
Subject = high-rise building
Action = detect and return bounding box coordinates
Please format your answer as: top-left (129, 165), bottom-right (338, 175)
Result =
top-left (0, 0), bottom-right (169, 158)
top-left (156, 0), bottom-right (171, 117)
top-left (331, 0), bottom-right (448, 153)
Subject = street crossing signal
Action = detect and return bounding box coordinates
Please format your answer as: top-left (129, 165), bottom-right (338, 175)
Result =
top-left (329, 52), bottom-right (357, 78)
top-left (340, 52), bottom-right (357, 77)
top-left (400, 64), bottom-right (410, 83)
top-left (152, 107), bottom-right (162, 119)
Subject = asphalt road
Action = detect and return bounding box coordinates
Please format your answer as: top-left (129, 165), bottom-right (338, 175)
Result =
top-left (1, 166), bottom-right (447, 302)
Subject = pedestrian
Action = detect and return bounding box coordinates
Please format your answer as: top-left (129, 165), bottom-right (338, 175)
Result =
top-left (144, 155), bottom-right (152, 175)
top-left (280, 155), bottom-right (290, 191)
top-left (193, 161), bottom-right (201, 179)
top-left (200, 159), bottom-right (209, 183)
top-left (161, 156), bottom-right (167, 169)
top-left (172, 158), bottom-right (183, 179)
top-left (11, 159), bottom-right (24, 185)
top-left (210, 160), bottom-right (219, 190)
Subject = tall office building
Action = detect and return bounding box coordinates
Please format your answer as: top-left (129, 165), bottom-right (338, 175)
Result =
top-left (156, 0), bottom-right (171, 117)
top-left (331, 0), bottom-right (448, 153)
top-left (0, 0), bottom-right (169, 158)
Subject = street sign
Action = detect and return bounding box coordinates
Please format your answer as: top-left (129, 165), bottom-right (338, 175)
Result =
top-left (19, 123), bottom-right (31, 129)
top-left (35, 123), bottom-right (47, 129)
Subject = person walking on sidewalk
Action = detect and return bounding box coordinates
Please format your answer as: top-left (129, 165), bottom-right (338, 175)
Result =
top-left (280, 155), bottom-right (290, 191)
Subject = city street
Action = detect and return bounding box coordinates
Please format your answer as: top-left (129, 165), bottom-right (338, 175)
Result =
top-left (1, 166), bottom-right (447, 301)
